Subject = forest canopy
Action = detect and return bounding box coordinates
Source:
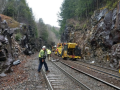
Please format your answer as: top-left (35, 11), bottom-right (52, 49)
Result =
top-left (3, 0), bottom-right (38, 37)
top-left (58, 0), bottom-right (118, 34)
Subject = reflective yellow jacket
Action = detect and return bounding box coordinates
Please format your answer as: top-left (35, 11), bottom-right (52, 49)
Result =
top-left (39, 49), bottom-right (45, 58)
top-left (47, 49), bottom-right (51, 54)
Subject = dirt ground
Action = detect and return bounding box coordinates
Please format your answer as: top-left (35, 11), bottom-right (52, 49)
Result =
top-left (0, 53), bottom-right (47, 90)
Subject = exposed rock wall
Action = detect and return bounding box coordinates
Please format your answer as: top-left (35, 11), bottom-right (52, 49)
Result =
top-left (20, 25), bottom-right (41, 55)
top-left (0, 14), bottom-right (41, 76)
top-left (61, 2), bottom-right (120, 69)
top-left (0, 16), bottom-right (14, 76)
top-left (89, 2), bottom-right (120, 68)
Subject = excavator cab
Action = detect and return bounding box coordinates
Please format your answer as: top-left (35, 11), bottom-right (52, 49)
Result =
top-left (61, 44), bottom-right (68, 59)
top-left (62, 43), bottom-right (81, 60)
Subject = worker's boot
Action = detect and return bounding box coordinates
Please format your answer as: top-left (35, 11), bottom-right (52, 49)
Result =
top-left (46, 70), bottom-right (50, 73)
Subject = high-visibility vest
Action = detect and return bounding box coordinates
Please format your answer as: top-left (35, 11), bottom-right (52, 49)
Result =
top-left (39, 49), bottom-right (45, 58)
top-left (47, 49), bottom-right (51, 54)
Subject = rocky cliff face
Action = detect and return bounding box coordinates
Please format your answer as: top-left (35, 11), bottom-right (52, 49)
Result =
top-left (0, 15), bottom-right (15, 77)
top-left (0, 14), bottom-right (41, 77)
top-left (89, 2), bottom-right (120, 68)
top-left (61, 2), bottom-right (120, 69)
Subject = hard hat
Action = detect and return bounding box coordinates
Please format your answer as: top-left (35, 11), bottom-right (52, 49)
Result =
top-left (42, 46), bottom-right (46, 49)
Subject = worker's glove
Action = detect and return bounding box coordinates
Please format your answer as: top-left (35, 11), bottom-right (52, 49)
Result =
top-left (42, 59), bottom-right (44, 62)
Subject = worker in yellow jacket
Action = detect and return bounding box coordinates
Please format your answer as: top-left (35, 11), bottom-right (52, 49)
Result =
top-left (47, 49), bottom-right (51, 60)
top-left (38, 46), bottom-right (50, 73)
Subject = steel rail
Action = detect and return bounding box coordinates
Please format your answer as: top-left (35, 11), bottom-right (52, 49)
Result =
top-left (41, 69), bottom-right (53, 90)
top-left (78, 60), bottom-right (118, 72)
top-left (73, 61), bottom-right (120, 79)
top-left (60, 61), bottom-right (120, 90)
top-left (51, 61), bottom-right (91, 90)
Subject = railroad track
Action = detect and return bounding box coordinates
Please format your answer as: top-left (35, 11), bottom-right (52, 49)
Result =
top-left (52, 53), bottom-right (119, 78)
top-left (73, 60), bottom-right (120, 80)
top-left (78, 60), bottom-right (118, 72)
top-left (60, 60), bottom-right (120, 90)
top-left (42, 60), bottom-right (90, 90)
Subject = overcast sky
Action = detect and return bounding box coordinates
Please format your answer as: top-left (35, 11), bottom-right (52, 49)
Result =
top-left (26, 0), bottom-right (64, 27)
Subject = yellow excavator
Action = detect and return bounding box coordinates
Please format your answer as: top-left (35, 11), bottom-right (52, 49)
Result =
top-left (54, 43), bottom-right (63, 56)
top-left (61, 43), bottom-right (81, 60)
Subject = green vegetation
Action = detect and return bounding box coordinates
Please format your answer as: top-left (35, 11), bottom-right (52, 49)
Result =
top-left (37, 18), bottom-right (48, 41)
top-left (58, 0), bottom-right (118, 34)
top-left (75, 23), bottom-right (80, 29)
top-left (15, 33), bottom-right (22, 41)
top-left (1, 0), bottom-right (60, 48)
top-left (3, 0), bottom-right (38, 38)
top-left (36, 19), bottom-right (60, 47)
top-left (52, 27), bottom-right (59, 39)
top-left (104, 0), bottom-right (118, 10)
top-left (112, 1), bottom-right (118, 8)
top-left (83, 23), bottom-right (86, 29)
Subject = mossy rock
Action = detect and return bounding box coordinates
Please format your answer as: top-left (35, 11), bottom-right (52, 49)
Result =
top-left (0, 14), bottom-right (20, 28)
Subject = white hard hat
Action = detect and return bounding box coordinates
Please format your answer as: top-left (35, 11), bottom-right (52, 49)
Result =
top-left (42, 46), bottom-right (46, 49)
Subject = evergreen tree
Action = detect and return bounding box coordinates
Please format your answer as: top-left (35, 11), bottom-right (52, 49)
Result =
top-left (3, 0), bottom-right (38, 38)
top-left (58, 0), bottom-right (118, 35)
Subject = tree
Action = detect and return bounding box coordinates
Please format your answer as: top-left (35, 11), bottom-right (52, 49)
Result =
top-left (58, 0), bottom-right (118, 36)
top-left (37, 18), bottom-right (48, 41)
top-left (0, 0), bottom-right (7, 13)
top-left (3, 0), bottom-right (38, 38)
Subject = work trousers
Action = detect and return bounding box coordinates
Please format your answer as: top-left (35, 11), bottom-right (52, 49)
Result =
top-left (47, 54), bottom-right (51, 60)
top-left (38, 58), bottom-right (48, 72)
